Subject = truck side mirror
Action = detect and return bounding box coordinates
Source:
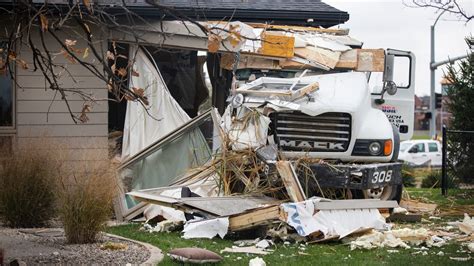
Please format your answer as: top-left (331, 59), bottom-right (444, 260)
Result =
top-left (382, 54), bottom-right (397, 96)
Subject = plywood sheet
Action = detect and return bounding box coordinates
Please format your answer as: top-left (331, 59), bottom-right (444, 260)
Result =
top-left (260, 32), bottom-right (295, 58)
top-left (295, 47), bottom-right (341, 69)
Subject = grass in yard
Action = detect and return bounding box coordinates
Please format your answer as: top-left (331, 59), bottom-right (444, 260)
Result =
top-left (107, 188), bottom-right (473, 265)
top-left (405, 187), bottom-right (474, 215)
top-left (107, 224), bottom-right (472, 265)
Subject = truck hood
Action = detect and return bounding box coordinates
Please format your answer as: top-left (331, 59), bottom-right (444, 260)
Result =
top-left (242, 72), bottom-right (370, 117)
top-left (294, 72), bottom-right (369, 116)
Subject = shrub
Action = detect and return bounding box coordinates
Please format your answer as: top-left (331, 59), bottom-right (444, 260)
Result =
top-left (421, 170), bottom-right (457, 189)
top-left (58, 163), bottom-right (118, 244)
top-left (0, 144), bottom-right (61, 228)
top-left (402, 164), bottom-right (416, 187)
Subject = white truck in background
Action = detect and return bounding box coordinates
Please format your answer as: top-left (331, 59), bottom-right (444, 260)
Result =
top-left (230, 49), bottom-right (415, 202)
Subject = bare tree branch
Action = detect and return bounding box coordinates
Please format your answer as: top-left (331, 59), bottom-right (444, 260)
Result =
top-left (407, 0), bottom-right (473, 22)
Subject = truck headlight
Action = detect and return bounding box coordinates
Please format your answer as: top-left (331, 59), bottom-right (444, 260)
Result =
top-left (369, 142), bottom-right (382, 155)
top-left (352, 139), bottom-right (393, 156)
top-left (231, 94), bottom-right (244, 108)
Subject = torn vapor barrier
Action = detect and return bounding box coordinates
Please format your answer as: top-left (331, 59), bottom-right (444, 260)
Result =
top-left (121, 48), bottom-right (191, 160)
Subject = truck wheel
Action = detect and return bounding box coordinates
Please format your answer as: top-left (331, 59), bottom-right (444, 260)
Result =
top-left (352, 184), bottom-right (403, 203)
top-left (363, 184), bottom-right (403, 203)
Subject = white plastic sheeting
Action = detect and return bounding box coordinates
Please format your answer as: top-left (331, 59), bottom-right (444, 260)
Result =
top-left (120, 47), bottom-right (212, 210)
top-left (182, 217), bottom-right (229, 239)
top-left (281, 199), bottom-right (387, 238)
top-left (121, 48), bottom-right (190, 160)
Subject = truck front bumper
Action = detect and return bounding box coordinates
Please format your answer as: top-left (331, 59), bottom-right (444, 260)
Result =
top-left (302, 162), bottom-right (403, 190)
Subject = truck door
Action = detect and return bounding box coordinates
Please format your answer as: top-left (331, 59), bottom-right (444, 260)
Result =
top-left (371, 49), bottom-right (415, 141)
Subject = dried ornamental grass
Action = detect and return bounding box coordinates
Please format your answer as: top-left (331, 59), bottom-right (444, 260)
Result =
top-left (0, 143), bottom-right (61, 228)
top-left (58, 163), bottom-right (118, 244)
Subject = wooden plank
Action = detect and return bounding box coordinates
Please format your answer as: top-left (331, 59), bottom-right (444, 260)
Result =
top-left (356, 49), bottom-right (385, 72)
top-left (259, 32), bottom-right (295, 58)
top-left (276, 161), bottom-right (306, 202)
top-left (294, 47), bottom-right (341, 69)
top-left (335, 49), bottom-right (358, 69)
top-left (246, 23), bottom-right (349, 35)
top-left (290, 81), bottom-right (319, 101)
top-left (279, 59), bottom-right (309, 69)
top-left (220, 54), bottom-right (280, 70)
top-left (229, 205), bottom-right (281, 231)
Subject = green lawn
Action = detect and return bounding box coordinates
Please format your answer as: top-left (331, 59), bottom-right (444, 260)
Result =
top-left (107, 188), bottom-right (474, 265)
top-left (405, 187), bottom-right (474, 210)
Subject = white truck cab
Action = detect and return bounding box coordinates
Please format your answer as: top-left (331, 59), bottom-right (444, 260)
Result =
top-left (231, 49), bottom-right (416, 201)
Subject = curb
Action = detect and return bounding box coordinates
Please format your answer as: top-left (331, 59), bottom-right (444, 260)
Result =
top-left (105, 233), bottom-right (164, 265)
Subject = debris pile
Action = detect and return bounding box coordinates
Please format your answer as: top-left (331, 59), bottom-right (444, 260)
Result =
top-left (107, 19), bottom-right (464, 259)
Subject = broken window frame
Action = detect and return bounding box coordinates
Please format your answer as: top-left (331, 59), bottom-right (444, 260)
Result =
top-left (115, 109), bottom-right (214, 220)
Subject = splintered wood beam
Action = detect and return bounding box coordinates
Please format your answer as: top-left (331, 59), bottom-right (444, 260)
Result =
top-left (335, 49), bottom-right (358, 69)
top-left (276, 161), bottom-right (306, 202)
top-left (246, 23), bottom-right (350, 35)
top-left (228, 205), bottom-right (282, 231)
top-left (356, 49), bottom-right (385, 72)
top-left (294, 47), bottom-right (341, 69)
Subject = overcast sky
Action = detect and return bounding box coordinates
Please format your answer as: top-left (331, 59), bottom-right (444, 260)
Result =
top-left (325, 0), bottom-right (473, 96)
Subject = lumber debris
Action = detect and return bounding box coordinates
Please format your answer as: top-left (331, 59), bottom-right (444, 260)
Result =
top-left (276, 161), bottom-right (306, 202)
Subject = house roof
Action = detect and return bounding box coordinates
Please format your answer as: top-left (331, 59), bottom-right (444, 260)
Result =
top-left (0, 0), bottom-right (349, 27)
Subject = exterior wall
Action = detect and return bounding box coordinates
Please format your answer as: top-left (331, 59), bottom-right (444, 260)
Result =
top-left (0, 20), bottom-right (109, 167)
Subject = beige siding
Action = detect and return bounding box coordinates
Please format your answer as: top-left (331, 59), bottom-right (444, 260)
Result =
top-left (14, 26), bottom-right (110, 164)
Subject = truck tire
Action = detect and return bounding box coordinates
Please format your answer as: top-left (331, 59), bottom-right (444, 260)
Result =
top-left (353, 184), bottom-right (403, 203)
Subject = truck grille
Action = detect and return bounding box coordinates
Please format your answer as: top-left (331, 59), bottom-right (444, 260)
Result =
top-left (270, 112), bottom-right (351, 152)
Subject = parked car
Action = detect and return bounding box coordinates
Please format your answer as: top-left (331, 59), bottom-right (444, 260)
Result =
top-left (398, 140), bottom-right (442, 167)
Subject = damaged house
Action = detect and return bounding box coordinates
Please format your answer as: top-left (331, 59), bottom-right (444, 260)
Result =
top-left (0, 0), bottom-right (418, 242)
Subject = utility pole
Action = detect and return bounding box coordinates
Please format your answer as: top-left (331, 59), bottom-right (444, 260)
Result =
top-left (429, 9), bottom-right (449, 138)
